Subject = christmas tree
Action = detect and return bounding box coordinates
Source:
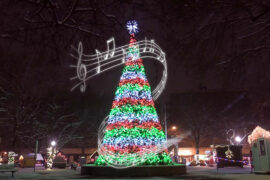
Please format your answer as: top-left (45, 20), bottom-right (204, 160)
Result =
top-left (95, 21), bottom-right (172, 166)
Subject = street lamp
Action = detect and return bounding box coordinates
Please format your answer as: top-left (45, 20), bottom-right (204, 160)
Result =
top-left (51, 140), bottom-right (57, 157)
top-left (51, 140), bottom-right (56, 147)
top-left (170, 126), bottom-right (179, 163)
top-left (47, 140), bottom-right (57, 169)
top-left (235, 136), bottom-right (241, 144)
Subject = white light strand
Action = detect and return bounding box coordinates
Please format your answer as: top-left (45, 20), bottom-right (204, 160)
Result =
top-left (108, 113), bottom-right (159, 124)
top-left (70, 37), bottom-right (168, 169)
top-left (70, 38), bottom-right (167, 100)
top-left (248, 126), bottom-right (270, 144)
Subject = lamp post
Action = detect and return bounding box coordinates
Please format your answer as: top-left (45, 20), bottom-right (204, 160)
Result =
top-left (47, 140), bottom-right (57, 169)
top-left (51, 140), bottom-right (57, 159)
top-left (34, 140), bottom-right (38, 172)
top-left (170, 126), bottom-right (179, 163)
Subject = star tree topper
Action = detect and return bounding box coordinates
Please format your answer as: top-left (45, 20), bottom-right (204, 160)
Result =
top-left (126, 20), bottom-right (139, 34)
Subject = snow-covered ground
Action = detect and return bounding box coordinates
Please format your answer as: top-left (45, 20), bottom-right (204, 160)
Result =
top-left (0, 165), bottom-right (269, 180)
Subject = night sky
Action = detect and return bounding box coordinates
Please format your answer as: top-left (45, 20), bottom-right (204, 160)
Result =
top-left (0, 0), bottom-right (270, 151)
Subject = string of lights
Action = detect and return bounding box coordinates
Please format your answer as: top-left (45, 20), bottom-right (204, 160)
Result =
top-left (71, 20), bottom-right (172, 168)
top-left (217, 157), bottom-right (247, 163)
top-left (70, 39), bottom-right (167, 101)
top-left (95, 21), bottom-right (173, 168)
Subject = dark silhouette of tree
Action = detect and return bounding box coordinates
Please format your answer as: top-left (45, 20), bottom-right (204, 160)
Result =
top-left (0, 0), bottom-right (269, 150)
top-left (174, 94), bottom-right (218, 155)
top-left (169, 91), bottom-right (256, 153)
top-left (34, 102), bottom-right (83, 150)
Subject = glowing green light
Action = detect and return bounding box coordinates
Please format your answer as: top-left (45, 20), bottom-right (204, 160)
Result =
top-left (110, 104), bottom-right (157, 116)
top-left (123, 64), bottom-right (146, 74)
top-left (95, 152), bottom-right (172, 166)
top-left (104, 127), bottom-right (166, 139)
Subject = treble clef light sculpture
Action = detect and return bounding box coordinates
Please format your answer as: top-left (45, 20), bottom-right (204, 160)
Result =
top-left (70, 20), bottom-right (169, 168)
top-left (76, 42), bottom-right (87, 92)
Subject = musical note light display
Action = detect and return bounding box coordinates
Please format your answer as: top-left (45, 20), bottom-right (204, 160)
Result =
top-left (70, 20), bottom-right (170, 168)
top-left (70, 27), bottom-right (167, 101)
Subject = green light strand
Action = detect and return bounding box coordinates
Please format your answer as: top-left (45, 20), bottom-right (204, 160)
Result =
top-left (104, 127), bottom-right (166, 139)
top-left (128, 46), bottom-right (140, 55)
top-left (110, 104), bottom-right (157, 116)
top-left (123, 64), bottom-right (146, 74)
top-left (95, 152), bottom-right (173, 166)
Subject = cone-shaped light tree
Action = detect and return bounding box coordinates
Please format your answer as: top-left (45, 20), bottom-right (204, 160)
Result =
top-left (95, 21), bottom-right (172, 166)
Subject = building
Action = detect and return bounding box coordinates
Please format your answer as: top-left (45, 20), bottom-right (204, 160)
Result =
top-left (248, 126), bottom-right (270, 173)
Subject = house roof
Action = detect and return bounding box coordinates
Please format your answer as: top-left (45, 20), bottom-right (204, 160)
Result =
top-left (248, 126), bottom-right (270, 144)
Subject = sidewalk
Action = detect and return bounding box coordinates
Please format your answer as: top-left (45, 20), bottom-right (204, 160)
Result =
top-left (186, 166), bottom-right (270, 180)
top-left (0, 166), bottom-right (269, 180)
top-left (0, 167), bottom-right (80, 180)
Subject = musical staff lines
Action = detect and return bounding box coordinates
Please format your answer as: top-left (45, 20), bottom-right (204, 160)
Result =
top-left (70, 38), bottom-right (167, 100)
